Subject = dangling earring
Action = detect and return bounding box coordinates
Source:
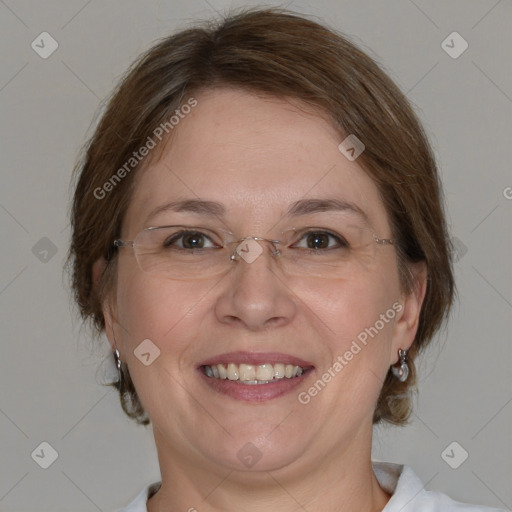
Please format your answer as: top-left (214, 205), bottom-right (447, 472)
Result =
top-left (112, 334), bottom-right (124, 391)
top-left (391, 348), bottom-right (409, 382)
top-left (114, 347), bottom-right (122, 370)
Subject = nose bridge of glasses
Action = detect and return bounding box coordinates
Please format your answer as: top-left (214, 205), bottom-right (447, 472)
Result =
top-left (229, 236), bottom-right (281, 263)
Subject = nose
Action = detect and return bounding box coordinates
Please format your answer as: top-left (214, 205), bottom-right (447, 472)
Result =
top-left (229, 236), bottom-right (281, 263)
top-left (214, 238), bottom-right (297, 332)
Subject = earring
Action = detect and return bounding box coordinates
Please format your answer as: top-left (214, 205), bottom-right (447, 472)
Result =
top-left (391, 348), bottom-right (409, 382)
top-left (113, 347), bottom-right (122, 370)
top-left (112, 329), bottom-right (124, 390)
top-left (113, 346), bottom-right (125, 391)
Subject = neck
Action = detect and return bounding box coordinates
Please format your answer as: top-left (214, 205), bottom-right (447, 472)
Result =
top-left (147, 427), bottom-right (390, 512)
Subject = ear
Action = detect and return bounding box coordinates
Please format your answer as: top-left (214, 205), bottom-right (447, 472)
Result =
top-left (93, 257), bottom-right (119, 355)
top-left (390, 261), bottom-right (427, 364)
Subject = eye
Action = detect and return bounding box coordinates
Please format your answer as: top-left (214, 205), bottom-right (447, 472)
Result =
top-left (163, 230), bottom-right (218, 250)
top-left (292, 230), bottom-right (348, 250)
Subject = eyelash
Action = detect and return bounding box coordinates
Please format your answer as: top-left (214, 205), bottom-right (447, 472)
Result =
top-left (291, 229), bottom-right (349, 250)
top-left (163, 231), bottom-right (219, 249)
top-left (163, 229), bottom-right (349, 250)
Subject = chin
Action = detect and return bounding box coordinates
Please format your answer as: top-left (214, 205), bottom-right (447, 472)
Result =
top-left (201, 427), bottom-right (309, 474)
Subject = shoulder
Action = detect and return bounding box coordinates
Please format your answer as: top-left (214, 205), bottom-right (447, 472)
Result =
top-left (112, 483), bottom-right (161, 512)
top-left (373, 461), bottom-right (507, 512)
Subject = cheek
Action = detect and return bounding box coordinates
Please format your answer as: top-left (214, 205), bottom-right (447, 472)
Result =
top-left (114, 269), bottom-right (207, 354)
top-left (113, 271), bottom-right (213, 413)
top-left (293, 258), bottom-right (402, 407)
top-left (295, 275), bottom-right (400, 419)
top-left (297, 267), bottom-right (400, 346)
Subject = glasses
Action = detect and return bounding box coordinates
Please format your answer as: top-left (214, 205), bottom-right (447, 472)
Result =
top-left (113, 224), bottom-right (395, 280)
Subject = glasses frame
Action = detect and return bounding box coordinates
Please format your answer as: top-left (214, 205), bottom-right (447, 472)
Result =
top-left (112, 224), bottom-right (395, 274)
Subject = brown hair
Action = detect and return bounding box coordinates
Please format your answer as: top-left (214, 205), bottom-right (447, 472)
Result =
top-left (67, 7), bottom-right (454, 426)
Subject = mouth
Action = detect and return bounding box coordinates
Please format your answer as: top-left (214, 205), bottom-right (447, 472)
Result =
top-left (201, 362), bottom-right (307, 383)
top-left (197, 352), bottom-right (314, 402)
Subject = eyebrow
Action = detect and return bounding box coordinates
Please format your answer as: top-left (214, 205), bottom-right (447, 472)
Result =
top-left (145, 198), bottom-right (369, 225)
top-left (145, 199), bottom-right (226, 224)
top-left (284, 198), bottom-right (369, 224)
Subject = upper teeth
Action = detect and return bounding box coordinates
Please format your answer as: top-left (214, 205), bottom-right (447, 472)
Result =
top-left (203, 363), bottom-right (304, 383)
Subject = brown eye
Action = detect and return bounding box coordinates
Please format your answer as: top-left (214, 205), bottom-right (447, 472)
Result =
top-left (181, 232), bottom-right (206, 249)
top-left (163, 231), bottom-right (215, 249)
top-left (306, 233), bottom-right (330, 249)
top-left (293, 230), bottom-right (348, 251)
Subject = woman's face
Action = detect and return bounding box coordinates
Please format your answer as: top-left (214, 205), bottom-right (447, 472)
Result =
top-left (105, 88), bottom-right (421, 476)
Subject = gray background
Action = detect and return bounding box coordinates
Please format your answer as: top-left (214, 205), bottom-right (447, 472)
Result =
top-left (0, 0), bottom-right (511, 510)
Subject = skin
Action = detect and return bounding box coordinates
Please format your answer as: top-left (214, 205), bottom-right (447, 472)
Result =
top-left (96, 88), bottom-right (426, 512)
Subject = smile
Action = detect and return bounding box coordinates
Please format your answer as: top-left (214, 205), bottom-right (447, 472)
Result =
top-left (201, 363), bottom-right (305, 384)
top-left (197, 351), bottom-right (315, 401)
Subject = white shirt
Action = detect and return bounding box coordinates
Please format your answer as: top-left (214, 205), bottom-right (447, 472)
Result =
top-left (114, 461), bottom-right (507, 512)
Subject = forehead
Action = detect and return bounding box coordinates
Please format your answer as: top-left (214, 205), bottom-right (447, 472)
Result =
top-left (123, 88), bottom-right (389, 235)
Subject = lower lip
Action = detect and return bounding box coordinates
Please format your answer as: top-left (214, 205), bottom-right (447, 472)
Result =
top-left (197, 368), bottom-right (314, 402)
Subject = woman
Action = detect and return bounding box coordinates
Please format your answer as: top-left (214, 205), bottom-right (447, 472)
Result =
top-left (68, 8), bottom-right (504, 512)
